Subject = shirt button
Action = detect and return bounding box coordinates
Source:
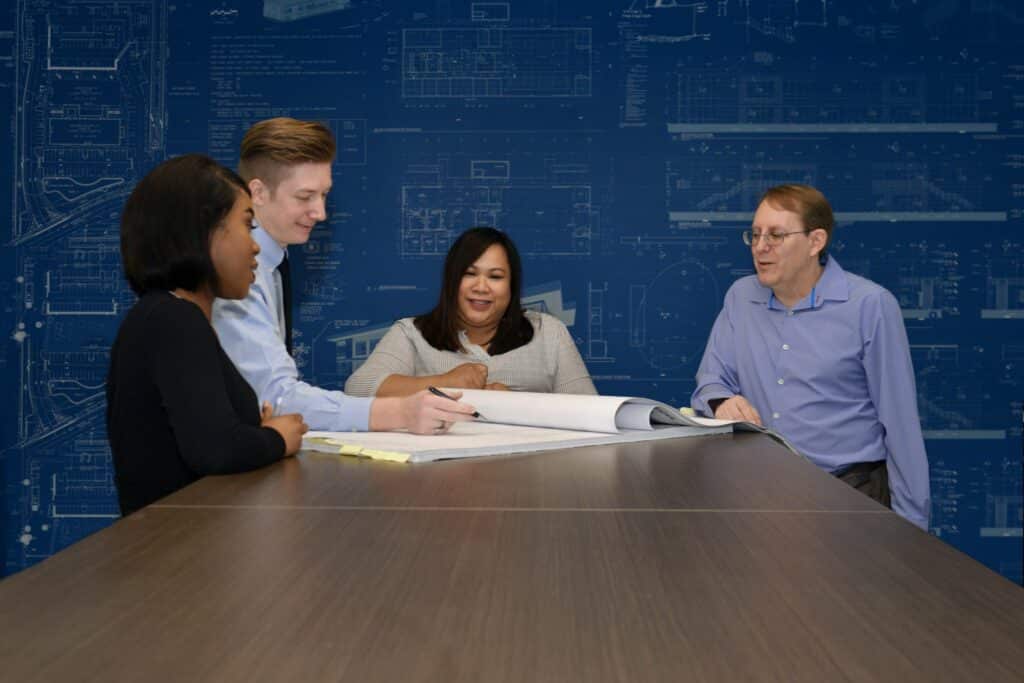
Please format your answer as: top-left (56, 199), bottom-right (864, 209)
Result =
top-left (782, 344), bottom-right (790, 351)
top-left (787, 310), bottom-right (794, 317)
top-left (777, 378), bottom-right (784, 385)
top-left (772, 412), bottom-right (780, 419)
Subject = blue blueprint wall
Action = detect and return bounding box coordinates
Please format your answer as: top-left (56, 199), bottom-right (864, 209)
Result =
top-left (2, 0), bottom-right (1022, 583)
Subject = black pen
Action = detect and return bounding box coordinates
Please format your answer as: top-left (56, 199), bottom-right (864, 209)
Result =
top-left (428, 386), bottom-right (483, 419)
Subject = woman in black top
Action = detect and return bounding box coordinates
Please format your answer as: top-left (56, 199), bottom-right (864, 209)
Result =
top-left (107, 154), bottom-right (308, 515)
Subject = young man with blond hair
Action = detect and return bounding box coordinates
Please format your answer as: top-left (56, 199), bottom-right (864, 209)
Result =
top-left (213, 117), bottom-right (475, 434)
top-left (691, 184), bottom-right (931, 530)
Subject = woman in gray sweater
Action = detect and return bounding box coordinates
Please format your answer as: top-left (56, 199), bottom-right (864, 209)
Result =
top-left (345, 227), bottom-right (596, 397)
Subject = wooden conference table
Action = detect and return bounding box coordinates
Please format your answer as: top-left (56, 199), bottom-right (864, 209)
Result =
top-left (1, 433), bottom-right (1022, 682)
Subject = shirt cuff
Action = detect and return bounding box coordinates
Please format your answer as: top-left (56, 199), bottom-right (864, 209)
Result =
top-left (892, 499), bottom-right (930, 532)
top-left (333, 395), bottom-right (374, 432)
top-left (691, 384), bottom-right (736, 417)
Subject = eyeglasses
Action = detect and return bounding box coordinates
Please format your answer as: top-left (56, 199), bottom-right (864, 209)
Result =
top-left (742, 229), bottom-right (809, 247)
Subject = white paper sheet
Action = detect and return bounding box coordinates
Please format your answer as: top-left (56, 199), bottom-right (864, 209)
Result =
top-left (304, 420), bottom-right (729, 463)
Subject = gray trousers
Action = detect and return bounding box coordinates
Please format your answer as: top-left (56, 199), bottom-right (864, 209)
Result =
top-left (835, 460), bottom-right (891, 508)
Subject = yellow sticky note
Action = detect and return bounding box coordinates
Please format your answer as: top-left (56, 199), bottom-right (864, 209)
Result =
top-left (360, 449), bottom-right (411, 463)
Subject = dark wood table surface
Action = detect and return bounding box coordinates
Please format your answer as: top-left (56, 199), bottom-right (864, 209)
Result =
top-left (1, 433), bottom-right (1022, 682)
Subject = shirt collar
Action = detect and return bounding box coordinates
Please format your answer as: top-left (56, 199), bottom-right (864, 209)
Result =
top-left (252, 222), bottom-right (287, 269)
top-left (812, 256), bottom-right (850, 305)
top-left (751, 256), bottom-right (850, 310)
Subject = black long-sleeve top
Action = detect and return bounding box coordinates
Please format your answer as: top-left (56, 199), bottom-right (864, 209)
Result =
top-left (106, 291), bottom-right (285, 515)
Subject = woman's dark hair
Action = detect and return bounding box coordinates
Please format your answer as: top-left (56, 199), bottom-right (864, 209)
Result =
top-left (120, 154), bottom-right (249, 295)
top-left (415, 227), bottom-right (534, 355)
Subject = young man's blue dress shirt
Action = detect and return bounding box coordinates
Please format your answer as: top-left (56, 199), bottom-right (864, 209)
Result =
top-left (212, 225), bottom-right (373, 431)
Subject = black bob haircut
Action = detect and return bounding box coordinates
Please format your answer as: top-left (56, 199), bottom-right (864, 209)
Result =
top-left (415, 226), bottom-right (534, 355)
top-left (120, 154), bottom-right (248, 295)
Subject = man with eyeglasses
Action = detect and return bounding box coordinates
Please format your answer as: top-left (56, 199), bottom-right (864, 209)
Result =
top-left (691, 184), bottom-right (930, 530)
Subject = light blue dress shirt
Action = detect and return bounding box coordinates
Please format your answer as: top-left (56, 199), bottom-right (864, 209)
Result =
top-left (212, 225), bottom-right (373, 431)
top-left (692, 257), bottom-right (931, 530)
